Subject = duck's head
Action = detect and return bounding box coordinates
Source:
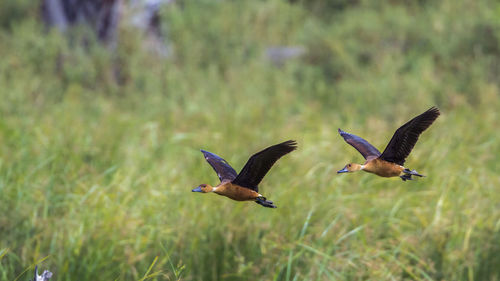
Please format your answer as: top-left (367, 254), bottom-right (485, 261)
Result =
top-left (192, 183), bottom-right (214, 193)
top-left (337, 163), bottom-right (362, 174)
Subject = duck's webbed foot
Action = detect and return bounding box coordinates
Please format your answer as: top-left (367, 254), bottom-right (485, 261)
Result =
top-left (255, 196), bottom-right (277, 208)
top-left (401, 169), bottom-right (425, 181)
top-left (400, 174), bottom-right (413, 181)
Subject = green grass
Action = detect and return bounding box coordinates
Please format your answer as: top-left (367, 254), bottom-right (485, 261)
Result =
top-left (1, 0), bottom-right (500, 280)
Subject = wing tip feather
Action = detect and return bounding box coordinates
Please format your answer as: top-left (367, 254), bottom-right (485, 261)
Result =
top-left (282, 140), bottom-right (298, 151)
top-left (200, 149), bottom-right (210, 157)
top-left (427, 106), bottom-right (441, 117)
top-left (338, 128), bottom-right (350, 138)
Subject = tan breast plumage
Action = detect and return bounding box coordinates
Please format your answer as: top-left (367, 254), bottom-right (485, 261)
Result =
top-left (214, 182), bottom-right (260, 201)
top-left (363, 158), bottom-right (404, 177)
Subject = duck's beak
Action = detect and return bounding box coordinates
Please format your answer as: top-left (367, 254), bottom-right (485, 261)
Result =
top-left (192, 186), bottom-right (203, 192)
top-left (337, 167), bottom-right (348, 174)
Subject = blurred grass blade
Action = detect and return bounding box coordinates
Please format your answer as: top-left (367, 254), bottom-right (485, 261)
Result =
top-left (336, 225), bottom-right (364, 245)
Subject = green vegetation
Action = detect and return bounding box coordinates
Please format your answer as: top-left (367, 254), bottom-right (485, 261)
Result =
top-left (1, 0), bottom-right (500, 280)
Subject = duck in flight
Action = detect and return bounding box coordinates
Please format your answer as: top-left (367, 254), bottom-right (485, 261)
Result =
top-left (192, 140), bottom-right (297, 208)
top-left (337, 107), bottom-right (440, 181)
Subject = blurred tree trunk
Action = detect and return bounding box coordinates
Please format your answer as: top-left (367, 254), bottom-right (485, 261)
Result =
top-left (41, 0), bottom-right (171, 57)
top-left (42, 0), bottom-right (121, 43)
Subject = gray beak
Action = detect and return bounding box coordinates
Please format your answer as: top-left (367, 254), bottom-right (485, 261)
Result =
top-left (192, 186), bottom-right (203, 192)
top-left (337, 167), bottom-right (348, 174)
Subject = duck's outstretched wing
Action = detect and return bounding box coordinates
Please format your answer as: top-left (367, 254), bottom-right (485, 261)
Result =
top-left (338, 129), bottom-right (381, 160)
top-left (232, 140), bottom-right (297, 192)
top-left (379, 106), bottom-right (440, 165)
top-left (201, 150), bottom-right (238, 182)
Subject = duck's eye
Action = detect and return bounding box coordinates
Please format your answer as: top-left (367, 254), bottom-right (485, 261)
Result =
top-left (348, 164), bottom-right (351, 167)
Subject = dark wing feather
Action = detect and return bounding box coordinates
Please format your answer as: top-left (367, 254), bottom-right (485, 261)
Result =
top-left (379, 106), bottom-right (440, 165)
top-left (232, 140), bottom-right (297, 191)
top-left (201, 150), bottom-right (238, 182)
top-left (338, 128), bottom-right (381, 159)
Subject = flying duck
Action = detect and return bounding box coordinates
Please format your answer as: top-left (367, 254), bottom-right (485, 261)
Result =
top-left (337, 106), bottom-right (440, 181)
top-left (192, 140), bottom-right (297, 208)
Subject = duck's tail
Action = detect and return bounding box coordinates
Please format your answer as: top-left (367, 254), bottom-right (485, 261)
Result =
top-left (255, 196), bottom-right (277, 208)
top-left (400, 169), bottom-right (425, 181)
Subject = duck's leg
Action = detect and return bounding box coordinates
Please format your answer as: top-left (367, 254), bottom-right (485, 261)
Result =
top-left (255, 196), bottom-right (277, 208)
top-left (403, 168), bottom-right (425, 177)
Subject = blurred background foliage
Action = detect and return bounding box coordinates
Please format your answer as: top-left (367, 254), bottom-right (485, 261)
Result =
top-left (0, 0), bottom-right (499, 280)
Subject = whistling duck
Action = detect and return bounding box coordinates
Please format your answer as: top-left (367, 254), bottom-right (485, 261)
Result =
top-left (192, 140), bottom-right (297, 208)
top-left (337, 106), bottom-right (440, 181)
